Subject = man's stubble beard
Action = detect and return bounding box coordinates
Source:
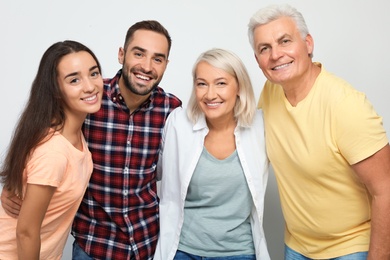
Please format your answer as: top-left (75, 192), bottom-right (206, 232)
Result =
top-left (122, 65), bottom-right (162, 96)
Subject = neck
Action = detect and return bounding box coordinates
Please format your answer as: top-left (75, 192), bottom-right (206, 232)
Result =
top-left (204, 114), bottom-right (237, 160)
top-left (206, 115), bottom-right (237, 132)
top-left (283, 63), bottom-right (321, 107)
top-left (60, 113), bottom-right (85, 150)
top-left (119, 77), bottom-right (150, 113)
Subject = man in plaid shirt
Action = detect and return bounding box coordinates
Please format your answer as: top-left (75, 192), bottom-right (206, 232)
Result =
top-left (72, 20), bottom-right (182, 259)
top-left (1, 20), bottom-right (181, 260)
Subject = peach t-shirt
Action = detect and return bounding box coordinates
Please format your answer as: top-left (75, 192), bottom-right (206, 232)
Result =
top-left (0, 131), bottom-right (93, 260)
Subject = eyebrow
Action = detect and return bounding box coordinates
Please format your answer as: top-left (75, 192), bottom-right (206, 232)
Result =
top-left (64, 65), bottom-right (99, 79)
top-left (277, 33), bottom-right (291, 42)
top-left (256, 33), bottom-right (291, 49)
top-left (196, 77), bottom-right (227, 82)
top-left (131, 46), bottom-right (167, 60)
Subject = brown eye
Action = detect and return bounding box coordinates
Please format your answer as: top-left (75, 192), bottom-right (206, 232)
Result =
top-left (260, 46), bottom-right (269, 54)
top-left (154, 57), bottom-right (163, 63)
top-left (70, 78), bottom-right (79, 84)
top-left (91, 71), bottom-right (100, 77)
top-left (134, 52), bottom-right (143, 57)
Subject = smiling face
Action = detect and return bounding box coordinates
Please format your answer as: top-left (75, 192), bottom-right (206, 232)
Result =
top-left (253, 16), bottom-right (314, 86)
top-left (195, 61), bottom-right (239, 123)
top-left (57, 51), bottom-right (103, 119)
top-left (118, 29), bottom-right (169, 97)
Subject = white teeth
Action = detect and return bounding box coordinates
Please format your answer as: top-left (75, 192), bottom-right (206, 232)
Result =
top-left (83, 94), bottom-right (97, 101)
top-left (136, 74), bottom-right (150, 80)
top-left (273, 63), bottom-right (290, 70)
top-left (206, 102), bottom-right (221, 107)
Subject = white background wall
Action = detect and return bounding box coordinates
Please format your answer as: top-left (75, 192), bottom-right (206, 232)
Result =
top-left (1, 0), bottom-right (389, 259)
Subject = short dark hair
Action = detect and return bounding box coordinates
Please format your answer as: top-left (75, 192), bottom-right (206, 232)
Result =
top-left (124, 20), bottom-right (172, 57)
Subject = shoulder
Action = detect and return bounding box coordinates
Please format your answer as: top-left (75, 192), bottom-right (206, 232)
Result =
top-left (317, 66), bottom-right (361, 102)
top-left (153, 87), bottom-right (182, 109)
top-left (165, 107), bottom-right (188, 126)
top-left (254, 109), bottom-right (264, 120)
top-left (259, 80), bottom-right (283, 108)
top-left (315, 72), bottom-right (369, 119)
top-left (249, 110), bottom-right (265, 129)
top-left (29, 135), bottom-right (69, 169)
top-left (37, 132), bottom-right (66, 150)
top-left (103, 70), bottom-right (122, 87)
top-left (34, 132), bottom-right (72, 159)
top-left (163, 108), bottom-right (197, 139)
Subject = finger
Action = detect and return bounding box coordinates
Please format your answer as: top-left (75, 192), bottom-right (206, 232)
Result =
top-left (2, 197), bottom-right (22, 211)
top-left (1, 189), bottom-right (22, 218)
top-left (1, 188), bottom-right (22, 206)
top-left (1, 199), bottom-right (21, 218)
top-left (4, 208), bottom-right (19, 219)
top-left (8, 195), bottom-right (23, 207)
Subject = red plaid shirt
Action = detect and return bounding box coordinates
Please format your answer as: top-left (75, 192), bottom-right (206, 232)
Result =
top-left (72, 70), bottom-right (181, 260)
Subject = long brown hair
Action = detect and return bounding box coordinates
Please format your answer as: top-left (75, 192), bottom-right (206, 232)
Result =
top-left (0, 40), bottom-right (102, 196)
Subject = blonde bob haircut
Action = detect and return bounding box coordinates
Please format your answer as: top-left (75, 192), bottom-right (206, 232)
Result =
top-left (187, 48), bottom-right (256, 127)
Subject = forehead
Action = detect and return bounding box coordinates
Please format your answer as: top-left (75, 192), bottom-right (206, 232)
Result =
top-left (126, 29), bottom-right (169, 55)
top-left (57, 51), bottom-right (95, 74)
top-left (196, 61), bottom-right (233, 80)
top-left (254, 16), bottom-right (298, 42)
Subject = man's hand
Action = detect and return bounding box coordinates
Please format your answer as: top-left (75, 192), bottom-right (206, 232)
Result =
top-left (1, 187), bottom-right (22, 218)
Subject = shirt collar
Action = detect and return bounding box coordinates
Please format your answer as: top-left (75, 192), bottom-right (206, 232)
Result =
top-left (108, 69), bottom-right (156, 112)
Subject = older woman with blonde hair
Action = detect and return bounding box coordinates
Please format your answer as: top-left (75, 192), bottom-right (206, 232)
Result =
top-left (155, 48), bottom-right (270, 260)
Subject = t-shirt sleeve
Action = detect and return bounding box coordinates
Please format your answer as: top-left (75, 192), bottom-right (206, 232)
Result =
top-left (335, 91), bottom-right (388, 164)
top-left (26, 150), bottom-right (68, 187)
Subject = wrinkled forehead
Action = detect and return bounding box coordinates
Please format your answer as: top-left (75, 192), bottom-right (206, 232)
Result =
top-left (254, 17), bottom-right (300, 42)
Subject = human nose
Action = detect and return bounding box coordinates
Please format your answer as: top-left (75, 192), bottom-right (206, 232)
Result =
top-left (83, 78), bottom-right (96, 93)
top-left (205, 85), bottom-right (217, 99)
top-left (140, 57), bottom-right (152, 72)
top-left (270, 46), bottom-right (283, 60)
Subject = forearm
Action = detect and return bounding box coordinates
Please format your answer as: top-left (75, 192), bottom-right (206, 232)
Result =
top-left (351, 144), bottom-right (390, 259)
top-left (16, 184), bottom-right (55, 260)
top-left (368, 195), bottom-right (390, 259)
top-left (17, 229), bottom-right (40, 259)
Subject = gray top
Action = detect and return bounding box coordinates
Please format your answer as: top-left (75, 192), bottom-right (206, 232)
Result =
top-left (178, 147), bottom-right (255, 257)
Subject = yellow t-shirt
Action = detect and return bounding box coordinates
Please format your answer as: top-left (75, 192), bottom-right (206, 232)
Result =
top-left (0, 131), bottom-right (93, 260)
top-left (259, 63), bottom-right (388, 259)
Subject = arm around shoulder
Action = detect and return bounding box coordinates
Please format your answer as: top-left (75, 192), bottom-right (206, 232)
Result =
top-left (0, 188), bottom-right (23, 218)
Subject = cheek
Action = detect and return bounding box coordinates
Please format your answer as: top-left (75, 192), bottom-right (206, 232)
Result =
top-left (256, 56), bottom-right (268, 70)
top-left (284, 47), bottom-right (298, 56)
top-left (195, 88), bottom-right (207, 102)
top-left (195, 90), bottom-right (203, 101)
top-left (156, 68), bottom-right (165, 78)
top-left (228, 92), bottom-right (239, 103)
top-left (96, 80), bottom-right (104, 90)
top-left (254, 54), bottom-right (261, 65)
top-left (155, 64), bottom-right (167, 77)
top-left (124, 59), bottom-right (135, 69)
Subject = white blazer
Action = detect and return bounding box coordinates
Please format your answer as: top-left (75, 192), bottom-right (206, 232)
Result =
top-left (154, 107), bottom-right (270, 260)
